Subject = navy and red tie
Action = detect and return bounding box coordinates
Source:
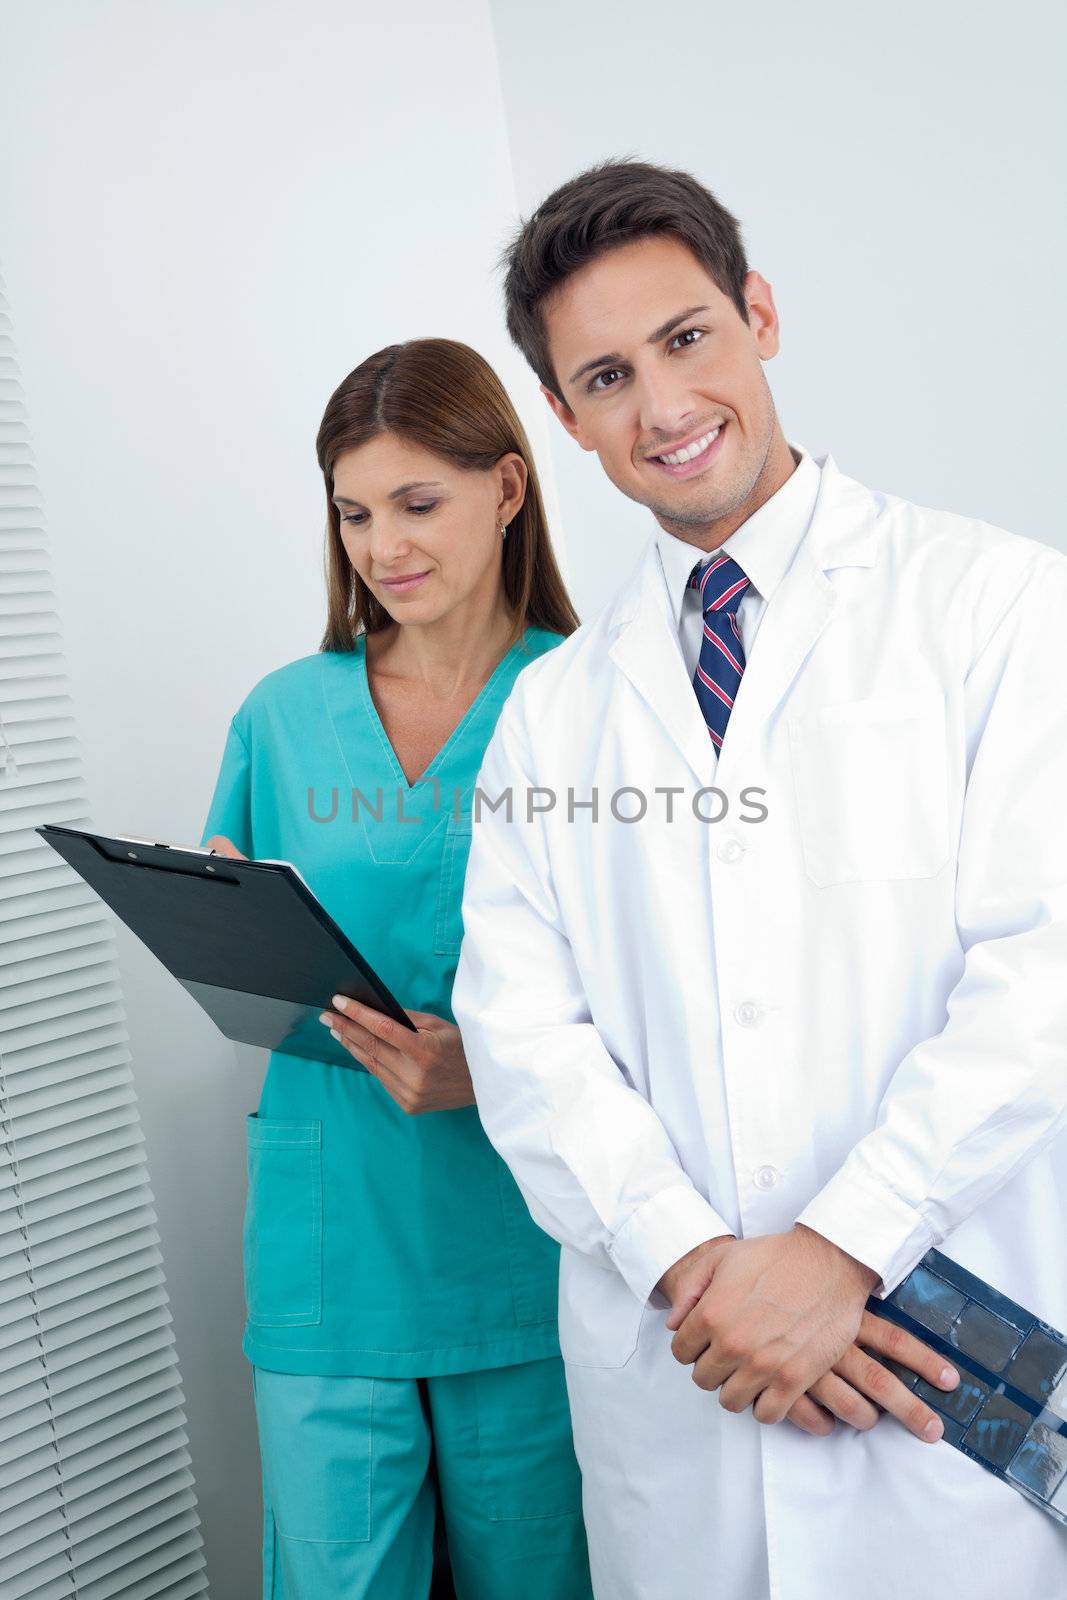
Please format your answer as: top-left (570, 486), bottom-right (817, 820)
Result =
top-left (687, 552), bottom-right (750, 751)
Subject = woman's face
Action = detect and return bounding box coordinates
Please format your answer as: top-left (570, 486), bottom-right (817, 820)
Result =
top-left (331, 432), bottom-right (526, 626)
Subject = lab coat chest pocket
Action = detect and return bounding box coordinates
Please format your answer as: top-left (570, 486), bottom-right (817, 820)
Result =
top-left (433, 813), bottom-right (472, 957)
top-left (788, 689), bottom-right (950, 885)
top-left (244, 1114), bottom-right (323, 1327)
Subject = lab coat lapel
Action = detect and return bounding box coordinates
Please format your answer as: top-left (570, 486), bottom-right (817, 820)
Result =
top-left (714, 452), bottom-right (880, 784)
top-left (607, 539), bottom-right (717, 791)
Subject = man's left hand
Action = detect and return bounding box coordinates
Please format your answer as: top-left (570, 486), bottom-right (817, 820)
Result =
top-left (319, 997), bottom-right (476, 1114)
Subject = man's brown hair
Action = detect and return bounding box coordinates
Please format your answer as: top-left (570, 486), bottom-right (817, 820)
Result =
top-left (499, 157), bottom-right (750, 403)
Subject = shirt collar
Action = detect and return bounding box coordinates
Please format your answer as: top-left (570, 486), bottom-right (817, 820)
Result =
top-left (655, 442), bottom-right (821, 625)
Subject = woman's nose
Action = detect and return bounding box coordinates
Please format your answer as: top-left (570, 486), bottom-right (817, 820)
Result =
top-left (367, 526), bottom-right (413, 568)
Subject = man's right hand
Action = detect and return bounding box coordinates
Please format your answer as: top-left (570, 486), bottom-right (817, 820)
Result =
top-left (655, 1237), bottom-right (960, 1442)
top-left (203, 834), bottom-right (247, 859)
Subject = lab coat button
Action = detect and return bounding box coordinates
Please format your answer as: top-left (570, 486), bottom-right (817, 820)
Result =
top-left (754, 1165), bottom-right (780, 1190)
top-left (717, 838), bottom-right (744, 863)
top-left (734, 1000), bottom-right (764, 1027)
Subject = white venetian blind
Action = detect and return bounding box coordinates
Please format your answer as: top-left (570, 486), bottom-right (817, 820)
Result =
top-left (0, 273), bottom-right (209, 1598)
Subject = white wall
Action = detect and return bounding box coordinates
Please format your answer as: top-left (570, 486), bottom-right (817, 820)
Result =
top-left (0, 3), bottom-right (556, 1592)
top-left (490, 0), bottom-right (1066, 617)
top-left (2, 1), bottom-right (1061, 1591)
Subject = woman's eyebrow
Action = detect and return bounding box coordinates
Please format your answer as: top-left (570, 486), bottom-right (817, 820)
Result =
top-left (334, 479), bottom-right (445, 506)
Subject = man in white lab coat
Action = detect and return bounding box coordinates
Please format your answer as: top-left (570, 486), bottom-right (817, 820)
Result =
top-left (450, 159), bottom-right (1067, 1598)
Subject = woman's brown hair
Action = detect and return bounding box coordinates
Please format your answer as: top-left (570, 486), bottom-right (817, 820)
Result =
top-left (316, 338), bottom-right (580, 655)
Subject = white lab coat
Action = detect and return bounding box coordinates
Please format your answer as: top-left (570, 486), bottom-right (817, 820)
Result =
top-left (451, 452), bottom-right (1067, 1599)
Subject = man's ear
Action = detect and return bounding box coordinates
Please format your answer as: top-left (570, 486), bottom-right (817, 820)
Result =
top-left (539, 382), bottom-right (588, 448)
top-left (743, 270), bottom-right (781, 361)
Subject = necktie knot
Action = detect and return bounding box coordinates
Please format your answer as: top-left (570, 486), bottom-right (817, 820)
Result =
top-left (688, 553), bottom-right (750, 617)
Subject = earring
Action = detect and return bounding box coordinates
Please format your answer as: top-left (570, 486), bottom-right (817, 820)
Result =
top-left (500, 521), bottom-right (508, 539)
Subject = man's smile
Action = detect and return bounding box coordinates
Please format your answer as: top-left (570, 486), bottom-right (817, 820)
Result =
top-left (646, 421), bottom-right (727, 479)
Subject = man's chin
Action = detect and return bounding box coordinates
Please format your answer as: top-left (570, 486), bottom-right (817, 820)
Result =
top-left (647, 492), bottom-right (737, 532)
top-left (599, 456), bottom-right (738, 529)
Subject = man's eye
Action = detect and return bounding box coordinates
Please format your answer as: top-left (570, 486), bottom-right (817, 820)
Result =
top-left (672, 327), bottom-right (704, 349)
top-left (588, 368), bottom-right (625, 393)
top-left (408, 502), bottom-right (436, 515)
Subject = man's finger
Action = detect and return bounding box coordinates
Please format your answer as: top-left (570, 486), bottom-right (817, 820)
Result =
top-left (805, 1371), bottom-right (880, 1432)
top-left (670, 1307), bottom-right (720, 1368)
top-left (665, 1288), bottom-right (705, 1335)
top-left (784, 1394), bottom-right (835, 1437)
top-left (857, 1311), bottom-right (961, 1394)
top-left (836, 1341), bottom-right (949, 1443)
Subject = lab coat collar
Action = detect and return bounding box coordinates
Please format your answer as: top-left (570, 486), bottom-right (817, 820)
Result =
top-left (656, 443), bottom-right (822, 620)
top-left (606, 452), bottom-right (881, 790)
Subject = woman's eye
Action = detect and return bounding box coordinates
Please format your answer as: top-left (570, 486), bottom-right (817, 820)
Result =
top-left (339, 502), bottom-right (436, 525)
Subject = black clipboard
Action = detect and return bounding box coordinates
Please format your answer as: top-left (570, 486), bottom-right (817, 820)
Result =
top-left (37, 823), bottom-right (417, 1072)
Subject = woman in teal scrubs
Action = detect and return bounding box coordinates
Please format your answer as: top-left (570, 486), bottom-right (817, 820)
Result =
top-left (200, 338), bottom-right (591, 1599)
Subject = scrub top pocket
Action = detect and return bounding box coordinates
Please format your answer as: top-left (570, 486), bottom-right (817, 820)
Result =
top-left (433, 813), bottom-right (473, 957)
top-left (244, 1114), bottom-right (323, 1327)
top-left (787, 690), bottom-right (951, 886)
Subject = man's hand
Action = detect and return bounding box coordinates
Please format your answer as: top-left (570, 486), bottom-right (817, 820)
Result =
top-left (319, 996), bottom-right (476, 1114)
top-left (657, 1226), bottom-right (959, 1442)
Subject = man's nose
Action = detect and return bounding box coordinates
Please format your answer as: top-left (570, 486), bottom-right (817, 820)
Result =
top-left (634, 369), bottom-right (698, 444)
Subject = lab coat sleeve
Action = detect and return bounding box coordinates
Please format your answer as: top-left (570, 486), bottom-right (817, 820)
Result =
top-left (795, 544), bottom-right (1067, 1299)
top-left (199, 714), bottom-right (255, 856)
top-left (451, 677), bottom-right (734, 1309)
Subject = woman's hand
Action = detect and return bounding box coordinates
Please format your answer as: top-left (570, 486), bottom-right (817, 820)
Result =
top-left (202, 838), bottom-right (469, 1113)
top-left (203, 834), bottom-right (248, 859)
top-left (319, 997), bottom-right (476, 1114)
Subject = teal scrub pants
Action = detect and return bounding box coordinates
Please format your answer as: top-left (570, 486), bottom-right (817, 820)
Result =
top-left (251, 1357), bottom-right (593, 1599)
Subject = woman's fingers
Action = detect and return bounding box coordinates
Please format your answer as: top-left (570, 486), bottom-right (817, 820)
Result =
top-left (319, 1005), bottom-right (431, 1110)
top-left (321, 1010), bottom-right (383, 1068)
top-left (323, 1014), bottom-right (414, 1099)
top-left (325, 997), bottom-right (421, 1070)
top-left (204, 833), bottom-right (247, 859)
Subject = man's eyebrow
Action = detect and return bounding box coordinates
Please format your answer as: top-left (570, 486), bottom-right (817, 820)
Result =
top-left (567, 305), bottom-right (711, 387)
top-left (333, 479), bottom-right (444, 506)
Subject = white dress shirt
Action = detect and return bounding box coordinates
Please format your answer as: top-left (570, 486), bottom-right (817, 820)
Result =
top-left (655, 442), bottom-right (821, 675)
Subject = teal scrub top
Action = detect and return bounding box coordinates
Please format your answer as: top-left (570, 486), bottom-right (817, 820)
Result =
top-left (200, 625), bottom-right (565, 1377)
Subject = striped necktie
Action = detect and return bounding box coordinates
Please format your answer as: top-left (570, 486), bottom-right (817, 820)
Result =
top-left (687, 552), bottom-right (751, 751)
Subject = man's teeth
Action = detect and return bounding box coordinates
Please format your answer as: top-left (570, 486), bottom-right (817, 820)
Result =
top-left (657, 425), bottom-right (721, 465)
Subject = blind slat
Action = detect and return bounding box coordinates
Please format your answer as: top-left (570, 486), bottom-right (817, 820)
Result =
top-left (0, 276), bottom-right (207, 1597)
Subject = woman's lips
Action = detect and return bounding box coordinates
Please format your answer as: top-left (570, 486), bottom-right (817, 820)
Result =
top-left (649, 422), bottom-right (727, 480)
top-left (379, 571), bottom-right (430, 594)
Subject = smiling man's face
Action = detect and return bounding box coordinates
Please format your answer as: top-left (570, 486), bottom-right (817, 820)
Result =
top-left (539, 233), bottom-right (794, 546)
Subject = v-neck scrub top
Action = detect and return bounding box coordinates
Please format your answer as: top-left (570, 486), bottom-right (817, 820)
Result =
top-left (200, 626), bottom-right (565, 1378)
